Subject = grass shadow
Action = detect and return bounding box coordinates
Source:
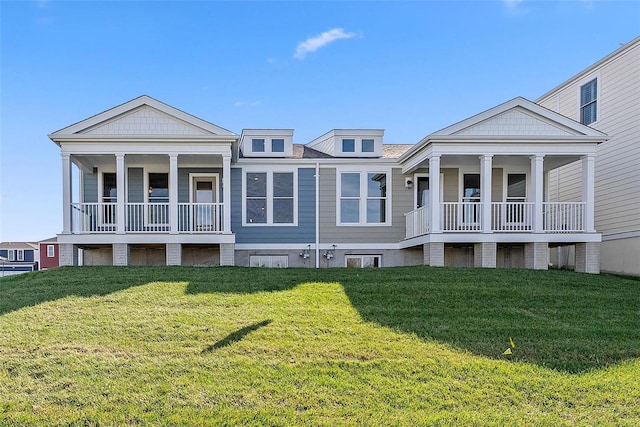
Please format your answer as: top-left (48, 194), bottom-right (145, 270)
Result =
top-left (203, 320), bottom-right (272, 352)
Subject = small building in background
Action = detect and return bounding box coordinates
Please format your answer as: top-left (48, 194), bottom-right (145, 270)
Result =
top-left (0, 242), bottom-right (39, 277)
top-left (39, 237), bottom-right (59, 270)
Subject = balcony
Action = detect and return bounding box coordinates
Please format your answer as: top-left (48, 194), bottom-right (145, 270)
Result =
top-left (405, 202), bottom-right (585, 239)
top-left (70, 202), bottom-right (226, 234)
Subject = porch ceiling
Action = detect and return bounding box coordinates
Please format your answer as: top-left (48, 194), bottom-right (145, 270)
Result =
top-left (411, 154), bottom-right (585, 172)
top-left (72, 153), bottom-right (223, 169)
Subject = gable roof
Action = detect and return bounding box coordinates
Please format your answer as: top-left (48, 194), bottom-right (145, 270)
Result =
top-left (399, 97), bottom-right (607, 163)
top-left (49, 95), bottom-right (237, 144)
top-left (0, 242), bottom-right (39, 250)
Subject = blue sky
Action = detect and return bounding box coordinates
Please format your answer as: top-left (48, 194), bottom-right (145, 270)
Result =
top-left (1, 0), bottom-right (638, 242)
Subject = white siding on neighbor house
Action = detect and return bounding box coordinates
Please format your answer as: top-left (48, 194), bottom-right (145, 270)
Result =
top-left (538, 42), bottom-right (640, 236)
top-left (84, 106), bottom-right (209, 135)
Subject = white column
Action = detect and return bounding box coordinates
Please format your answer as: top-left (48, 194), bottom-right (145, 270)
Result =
top-left (222, 155), bottom-right (232, 234)
top-left (169, 154), bottom-right (179, 234)
top-left (61, 154), bottom-right (72, 234)
top-left (582, 154), bottom-right (596, 233)
top-left (480, 155), bottom-right (493, 233)
top-left (429, 155), bottom-right (441, 233)
top-left (116, 154), bottom-right (126, 234)
top-left (530, 155), bottom-right (544, 233)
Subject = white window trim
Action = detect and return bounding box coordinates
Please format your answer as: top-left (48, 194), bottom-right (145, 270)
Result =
top-left (338, 137), bottom-right (383, 156)
top-left (97, 169), bottom-right (118, 226)
top-left (345, 254), bottom-right (382, 268)
top-left (188, 173), bottom-right (221, 204)
top-left (47, 245), bottom-right (55, 258)
top-left (144, 167), bottom-right (170, 227)
top-left (576, 71), bottom-right (600, 126)
top-left (458, 168), bottom-right (481, 202)
top-left (412, 173), bottom-right (444, 209)
top-left (17, 249), bottom-right (24, 261)
top-left (502, 170), bottom-right (529, 202)
top-left (242, 166), bottom-right (298, 227)
top-left (8, 250), bottom-right (15, 261)
top-left (336, 166), bottom-right (392, 226)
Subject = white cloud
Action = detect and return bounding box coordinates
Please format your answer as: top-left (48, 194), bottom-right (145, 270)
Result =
top-left (293, 28), bottom-right (357, 60)
top-left (234, 101), bottom-right (261, 107)
top-left (267, 57), bottom-right (277, 64)
top-left (502, 0), bottom-right (523, 9)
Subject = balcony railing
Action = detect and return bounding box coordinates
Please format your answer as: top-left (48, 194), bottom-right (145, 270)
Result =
top-left (405, 202), bottom-right (586, 239)
top-left (70, 202), bottom-right (225, 234)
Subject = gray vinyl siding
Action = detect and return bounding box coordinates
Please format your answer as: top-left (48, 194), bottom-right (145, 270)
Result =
top-left (178, 168), bottom-right (223, 203)
top-left (128, 168), bottom-right (144, 202)
top-left (538, 42), bottom-right (640, 236)
top-left (83, 172), bottom-right (98, 203)
top-left (319, 168), bottom-right (410, 244)
top-left (231, 167), bottom-right (315, 244)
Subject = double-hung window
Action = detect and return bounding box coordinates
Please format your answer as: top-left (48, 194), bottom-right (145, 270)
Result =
top-left (580, 78), bottom-right (597, 125)
top-left (339, 170), bottom-right (389, 225)
top-left (244, 171), bottom-right (296, 225)
top-left (47, 245), bottom-right (55, 258)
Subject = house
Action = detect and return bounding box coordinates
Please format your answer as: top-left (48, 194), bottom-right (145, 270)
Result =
top-left (536, 36), bottom-right (640, 275)
top-left (49, 95), bottom-right (605, 272)
top-left (39, 237), bottom-right (60, 270)
top-left (0, 242), bottom-right (39, 276)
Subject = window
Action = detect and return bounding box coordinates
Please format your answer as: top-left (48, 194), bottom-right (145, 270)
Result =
top-left (148, 173), bottom-right (169, 225)
top-left (362, 139), bottom-right (375, 153)
top-left (342, 138), bottom-right (355, 153)
top-left (271, 139), bottom-right (285, 153)
top-left (506, 174), bottom-right (527, 224)
top-left (346, 255), bottom-right (381, 268)
top-left (339, 171), bottom-right (389, 225)
top-left (580, 78), bottom-right (597, 125)
top-left (8, 250), bottom-right (15, 261)
top-left (462, 174), bottom-right (480, 224)
top-left (252, 138), bottom-right (265, 152)
top-left (47, 245), bottom-right (55, 258)
top-left (245, 171), bottom-right (296, 225)
top-left (17, 250), bottom-right (24, 261)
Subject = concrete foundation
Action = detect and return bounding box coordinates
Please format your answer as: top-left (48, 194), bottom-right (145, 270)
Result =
top-left (474, 242), bottom-right (497, 268)
top-left (220, 243), bottom-right (235, 266)
top-left (575, 242), bottom-right (600, 274)
top-left (59, 244), bottom-right (79, 266)
top-left (525, 242), bottom-right (549, 270)
top-left (166, 243), bottom-right (181, 266)
top-left (423, 242), bottom-right (445, 267)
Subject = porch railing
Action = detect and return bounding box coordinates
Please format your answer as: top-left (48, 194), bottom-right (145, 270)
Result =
top-left (543, 202), bottom-right (585, 232)
top-left (405, 206), bottom-right (429, 239)
top-left (491, 202), bottom-right (534, 232)
top-left (70, 202), bottom-right (224, 234)
top-left (404, 201), bottom-right (586, 238)
top-left (178, 203), bottom-right (224, 233)
top-left (71, 202), bottom-right (117, 233)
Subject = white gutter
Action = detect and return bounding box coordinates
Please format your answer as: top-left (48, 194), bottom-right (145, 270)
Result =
top-left (315, 162), bottom-right (320, 268)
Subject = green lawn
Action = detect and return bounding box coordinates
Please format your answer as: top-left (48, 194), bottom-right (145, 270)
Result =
top-left (0, 266), bottom-right (639, 426)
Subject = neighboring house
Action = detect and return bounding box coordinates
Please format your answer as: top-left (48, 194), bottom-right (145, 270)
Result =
top-left (39, 237), bottom-right (60, 270)
top-left (537, 37), bottom-right (640, 275)
top-left (0, 242), bottom-right (39, 276)
top-left (49, 95), bottom-right (605, 272)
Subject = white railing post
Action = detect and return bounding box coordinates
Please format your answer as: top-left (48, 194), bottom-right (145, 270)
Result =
top-left (582, 155), bottom-right (596, 233)
top-left (62, 154), bottom-right (72, 234)
top-left (116, 154), bottom-right (126, 234)
top-left (429, 155), bottom-right (441, 233)
top-left (223, 155), bottom-right (232, 234)
top-left (480, 155), bottom-right (493, 233)
top-left (530, 155), bottom-right (544, 233)
top-left (169, 154), bottom-right (179, 234)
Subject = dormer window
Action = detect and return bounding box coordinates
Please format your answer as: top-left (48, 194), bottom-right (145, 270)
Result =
top-left (342, 139), bottom-right (356, 153)
top-left (240, 130), bottom-right (294, 157)
top-left (272, 139), bottom-right (285, 153)
top-left (362, 139), bottom-right (375, 153)
top-left (252, 138), bottom-right (266, 152)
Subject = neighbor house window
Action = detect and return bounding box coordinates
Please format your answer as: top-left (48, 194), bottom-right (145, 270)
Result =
top-left (245, 171), bottom-right (296, 225)
top-left (252, 138), bottom-right (265, 152)
top-left (362, 139), bottom-right (375, 153)
top-left (17, 250), bottom-right (24, 261)
top-left (346, 255), bottom-right (381, 268)
top-left (342, 138), bottom-right (355, 153)
top-left (47, 245), bottom-right (55, 258)
top-left (580, 78), bottom-right (597, 125)
top-left (8, 250), bottom-right (15, 261)
top-left (271, 139), bottom-right (285, 153)
top-left (339, 171), bottom-right (389, 225)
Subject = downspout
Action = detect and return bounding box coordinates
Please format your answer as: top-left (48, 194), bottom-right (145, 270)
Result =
top-left (315, 162), bottom-right (320, 268)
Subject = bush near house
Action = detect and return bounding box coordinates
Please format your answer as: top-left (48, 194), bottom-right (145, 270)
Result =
top-left (0, 266), bottom-right (639, 425)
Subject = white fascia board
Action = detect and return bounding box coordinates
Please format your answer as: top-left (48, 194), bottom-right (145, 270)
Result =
top-left (51, 134), bottom-right (238, 143)
top-left (429, 142), bottom-right (599, 156)
top-left (50, 95), bottom-right (237, 137)
top-left (61, 142), bottom-right (232, 156)
top-left (234, 158), bottom-right (400, 166)
top-left (56, 233), bottom-right (236, 245)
